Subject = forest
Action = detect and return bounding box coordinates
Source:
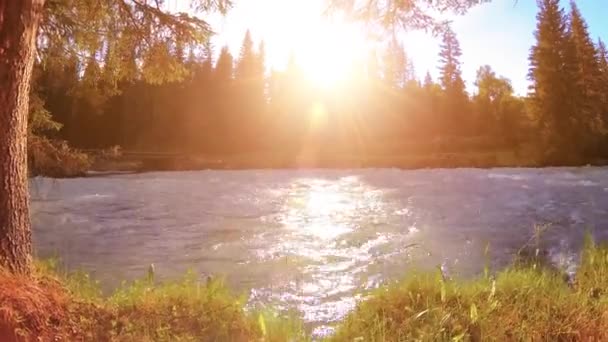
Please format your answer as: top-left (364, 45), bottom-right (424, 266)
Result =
top-left (29, 1), bottom-right (608, 170)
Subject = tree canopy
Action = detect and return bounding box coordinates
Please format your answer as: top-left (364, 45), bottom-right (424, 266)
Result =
top-left (39, 0), bottom-right (232, 86)
top-left (328, 0), bottom-right (490, 33)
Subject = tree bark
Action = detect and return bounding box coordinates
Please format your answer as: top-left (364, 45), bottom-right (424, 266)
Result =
top-left (0, 0), bottom-right (44, 274)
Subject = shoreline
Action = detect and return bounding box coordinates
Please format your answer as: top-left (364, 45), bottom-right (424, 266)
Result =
top-left (86, 151), bottom-right (608, 173)
top-left (2, 240), bottom-right (608, 341)
top-left (84, 158), bottom-right (605, 177)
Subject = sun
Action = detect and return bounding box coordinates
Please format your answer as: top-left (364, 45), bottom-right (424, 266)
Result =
top-left (240, 0), bottom-right (370, 90)
top-left (207, 0), bottom-right (371, 89)
top-left (293, 19), bottom-right (369, 89)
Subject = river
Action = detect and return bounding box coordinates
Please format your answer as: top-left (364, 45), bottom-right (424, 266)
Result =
top-left (30, 167), bottom-right (608, 335)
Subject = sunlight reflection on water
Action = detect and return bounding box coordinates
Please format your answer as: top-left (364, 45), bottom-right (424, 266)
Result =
top-left (255, 176), bottom-right (393, 335)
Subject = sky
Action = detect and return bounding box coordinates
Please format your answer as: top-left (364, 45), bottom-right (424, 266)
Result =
top-left (171, 0), bottom-right (608, 95)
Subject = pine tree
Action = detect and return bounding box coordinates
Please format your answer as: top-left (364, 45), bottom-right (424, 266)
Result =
top-left (406, 59), bottom-right (416, 85)
top-left (439, 27), bottom-right (465, 94)
top-left (254, 40), bottom-right (267, 101)
top-left (236, 30), bottom-right (256, 81)
top-left (598, 39), bottom-right (608, 124)
top-left (438, 27), bottom-right (469, 135)
top-left (567, 1), bottom-right (604, 140)
top-left (214, 45), bottom-right (235, 151)
top-left (256, 41), bottom-right (266, 78)
top-left (383, 38), bottom-right (409, 88)
top-left (423, 71), bottom-right (434, 89)
top-left (528, 0), bottom-right (576, 156)
top-left (599, 39), bottom-right (608, 76)
top-left (215, 46), bottom-right (234, 83)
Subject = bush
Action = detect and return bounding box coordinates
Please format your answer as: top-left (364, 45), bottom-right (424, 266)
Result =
top-left (28, 135), bottom-right (91, 178)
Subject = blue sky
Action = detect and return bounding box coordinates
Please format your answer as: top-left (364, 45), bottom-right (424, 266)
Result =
top-left (173, 0), bottom-right (608, 95)
top-left (433, 0), bottom-right (608, 94)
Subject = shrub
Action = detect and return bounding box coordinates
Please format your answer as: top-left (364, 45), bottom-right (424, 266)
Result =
top-left (28, 135), bottom-right (91, 178)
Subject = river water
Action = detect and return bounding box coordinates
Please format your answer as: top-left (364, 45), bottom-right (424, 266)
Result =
top-left (30, 168), bottom-right (608, 335)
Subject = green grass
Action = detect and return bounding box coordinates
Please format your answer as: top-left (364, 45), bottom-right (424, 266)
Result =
top-left (7, 237), bottom-right (608, 341)
top-left (331, 236), bottom-right (608, 341)
top-left (29, 261), bottom-right (307, 341)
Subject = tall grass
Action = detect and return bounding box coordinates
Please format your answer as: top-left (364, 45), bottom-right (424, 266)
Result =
top-left (331, 236), bottom-right (608, 341)
top-left (22, 261), bottom-right (307, 341)
top-left (5, 237), bottom-right (608, 341)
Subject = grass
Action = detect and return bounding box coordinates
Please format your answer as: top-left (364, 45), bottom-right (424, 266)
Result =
top-left (331, 235), bottom-right (608, 341)
top-left (0, 261), bottom-right (306, 341)
top-left (3, 237), bottom-right (608, 341)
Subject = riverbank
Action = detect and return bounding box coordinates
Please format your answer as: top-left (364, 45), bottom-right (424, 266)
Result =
top-left (87, 141), bottom-right (608, 173)
top-left (31, 138), bottom-right (608, 177)
top-left (92, 151), bottom-right (536, 172)
top-left (3, 239), bottom-right (608, 341)
top-left (90, 150), bottom-right (608, 173)
top-left (28, 136), bottom-right (91, 178)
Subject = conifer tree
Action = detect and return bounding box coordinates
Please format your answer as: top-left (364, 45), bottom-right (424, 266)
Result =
top-left (423, 71), bottom-right (434, 89)
top-left (256, 41), bottom-right (266, 79)
top-left (567, 1), bottom-right (604, 140)
top-left (598, 39), bottom-right (608, 124)
top-left (214, 46), bottom-right (236, 151)
top-left (438, 27), bottom-right (468, 135)
top-left (383, 38), bottom-right (408, 89)
top-left (599, 39), bottom-right (608, 77)
top-left (236, 30), bottom-right (256, 81)
top-left (215, 46), bottom-right (234, 83)
top-left (439, 27), bottom-right (465, 94)
top-left (254, 40), bottom-right (267, 103)
top-left (528, 0), bottom-right (574, 155)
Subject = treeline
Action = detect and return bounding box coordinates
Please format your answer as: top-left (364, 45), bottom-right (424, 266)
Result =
top-left (32, 0), bottom-right (608, 164)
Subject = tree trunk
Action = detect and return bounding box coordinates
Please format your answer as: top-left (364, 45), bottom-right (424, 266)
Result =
top-left (0, 0), bottom-right (44, 274)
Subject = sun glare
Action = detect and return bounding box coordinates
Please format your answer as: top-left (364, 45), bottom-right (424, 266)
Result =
top-left (212, 0), bottom-right (371, 90)
top-left (293, 19), bottom-right (369, 89)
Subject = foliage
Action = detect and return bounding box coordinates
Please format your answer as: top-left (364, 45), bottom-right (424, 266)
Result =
top-left (21, 0), bottom-right (238, 182)
top-left (528, 0), bottom-right (607, 163)
top-left (382, 37), bottom-right (414, 88)
top-left (28, 135), bottom-right (91, 178)
top-left (567, 1), bottom-right (605, 149)
top-left (599, 39), bottom-right (608, 125)
top-left (327, 0), bottom-right (490, 34)
top-left (331, 238), bottom-right (608, 341)
top-left (438, 27), bottom-right (470, 136)
top-left (473, 65), bottom-right (529, 143)
top-left (39, 0), bottom-right (232, 87)
top-left (28, 92), bottom-right (63, 134)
